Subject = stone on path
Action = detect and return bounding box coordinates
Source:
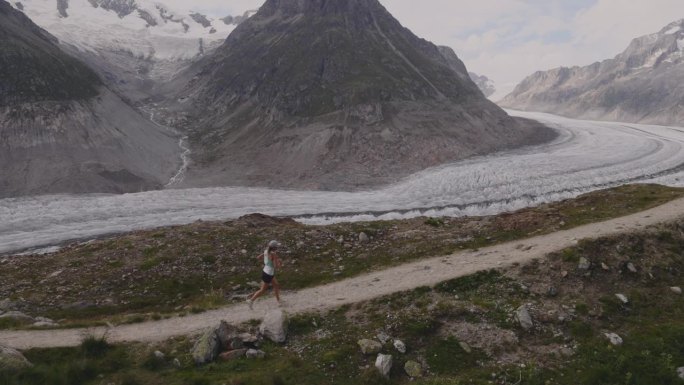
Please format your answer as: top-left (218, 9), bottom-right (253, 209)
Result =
top-left (358, 339), bottom-right (382, 355)
top-left (375, 353), bottom-right (393, 378)
top-left (259, 309), bottom-right (288, 343)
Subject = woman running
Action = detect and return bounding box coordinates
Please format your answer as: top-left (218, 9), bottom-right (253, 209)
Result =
top-left (247, 240), bottom-right (283, 309)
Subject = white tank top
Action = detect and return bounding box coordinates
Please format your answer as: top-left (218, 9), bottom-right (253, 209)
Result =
top-left (263, 249), bottom-right (275, 276)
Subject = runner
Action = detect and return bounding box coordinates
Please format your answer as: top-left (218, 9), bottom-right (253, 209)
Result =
top-left (247, 240), bottom-right (283, 309)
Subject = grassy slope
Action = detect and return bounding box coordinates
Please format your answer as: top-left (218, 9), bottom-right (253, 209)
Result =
top-left (2, 210), bottom-right (683, 385)
top-left (1, 184), bottom-right (683, 328)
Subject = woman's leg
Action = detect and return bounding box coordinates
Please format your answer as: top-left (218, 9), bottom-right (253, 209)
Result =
top-left (250, 282), bottom-right (269, 301)
top-left (272, 277), bottom-right (281, 302)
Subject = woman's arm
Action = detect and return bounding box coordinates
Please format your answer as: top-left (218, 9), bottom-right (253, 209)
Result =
top-left (274, 253), bottom-right (283, 268)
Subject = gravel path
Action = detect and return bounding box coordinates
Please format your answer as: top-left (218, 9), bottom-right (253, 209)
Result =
top-left (3, 197), bottom-right (684, 350)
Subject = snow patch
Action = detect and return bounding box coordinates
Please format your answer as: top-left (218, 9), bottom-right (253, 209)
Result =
top-left (664, 25), bottom-right (682, 35)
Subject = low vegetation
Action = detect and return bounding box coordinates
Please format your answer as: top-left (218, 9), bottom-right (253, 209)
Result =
top-left (0, 184), bottom-right (682, 329)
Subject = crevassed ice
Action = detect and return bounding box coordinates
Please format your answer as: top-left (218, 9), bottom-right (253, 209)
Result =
top-left (2, 111), bottom-right (684, 255)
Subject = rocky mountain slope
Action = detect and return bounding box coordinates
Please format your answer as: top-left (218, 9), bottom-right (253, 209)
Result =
top-left (468, 72), bottom-right (496, 97)
top-left (500, 19), bottom-right (684, 126)
top-left (164, 0), bottom-right (553, 191)
top-left (0, 0), bottom-right (179, 198)
top-left (10, 0), bottom-right (255, 100)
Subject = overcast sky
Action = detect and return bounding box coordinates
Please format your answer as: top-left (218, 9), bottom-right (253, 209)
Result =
top-left (167, 0), bottom-right (684, 98)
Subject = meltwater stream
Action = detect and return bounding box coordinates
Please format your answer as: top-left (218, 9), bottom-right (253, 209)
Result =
top-left (3, 110), bottom-right (684, 255)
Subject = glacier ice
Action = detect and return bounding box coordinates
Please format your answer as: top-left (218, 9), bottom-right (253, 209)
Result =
top-left (2, 111), bottom-right (684, 255)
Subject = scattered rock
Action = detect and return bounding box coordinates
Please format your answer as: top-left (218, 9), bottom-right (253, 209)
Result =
top-left (671, 287), bottom-right (682, 295)
top-left (615, 294), bottom-right (629, 304)
top-left (375, 353), bottom-right (393, 378)
top-left (358, 339), bottom-right (382, 355)
top-left (601, 263), bottom-right (610, 271)
top-left (404, 360), bottom-right (423, 378)
top-left (0, 311), bottom-right (34, 324)
top-left (219, 349), bottom-right (247, 361)
top-left (0, 299), bottom-right (13, 312)
top-left (626, 263), bottom-right (638, 273)
top-left (393, 339), bottom-right (406, 354)
top-left (259, 309), bottom-right (288, 343)
top-left (359, 232), bottom-right (369, 243)
top-left (0, 345), bottom-right (32, 370)
top-left (246, 349), bottom-right (266, 359)
top-left (173, 358), bottom-right (181, 368)
top-left (561, 270), bottom-right (569, 278)
top-left (547, 286), bottom-right (559, 297)
top-left (578, 257), bottom-right (591, 270)
top-left (47, 269), bottom-right (63, 278)
top-left (376, 332), bottom-right (391, 344)
top-left (336, 236), bottom-right (344, 244)
top-left (515, 305), bottom-right (534, 330)
top-left (191, 328), bottom-right (222, 365)
top-left (216, 321), bottom-right (240, 350)
top-left (459, 341), bottom-right (472, 353)
top-left (154, 351), bottom-right (165, 360)
top-left (677, 367), bottom-right (684, 380)
top-left (239, 333), bottom-right (258, 344)
top-left (604, 333), bottom-right (623, 346)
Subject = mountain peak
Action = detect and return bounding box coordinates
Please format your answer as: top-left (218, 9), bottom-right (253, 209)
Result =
top-left (261, 0), bottom-right (379, 15)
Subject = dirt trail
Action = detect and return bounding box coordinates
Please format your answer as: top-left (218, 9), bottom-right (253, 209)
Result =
top-left (3, 197), bottom-right (684, 350)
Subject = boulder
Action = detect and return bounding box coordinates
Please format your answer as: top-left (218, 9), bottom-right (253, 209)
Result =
top-left (605, 333), bottom-right (623, 346)
top-left (153, 351), bottom-right (165, 360)
top-left (376, 332), bottom-right (391, 345)
top-left (0, 311), bottom-right (34, 324)
top-left (393, 340), bottom-right (406, 354)
top-left (515, 305), bottom-right (534, 330)
top-left (578, 257), bottom-right (591, 270)
top-left (219, 349), bottom-right (247, 361)
top-left (0, 345), bottom-right (32, 370)
top-left (404, 360), bottom-right (423, 378)
top-left (615, 294), bottom-right (629, 304)
top-left (358, 339), bottom-right (382, 355)
top-left (259, 309), bottom-right (288, 343)
top-left (216, 320), bottom-right (239, 350)
top-left (359, 232), bottom-right (370, 243)
top-left (246, 349), bottom-right (266, 359)
top-left (375, 354), bottom-right (393, 378)
top-left (191, 328), bottom-right (222, 365)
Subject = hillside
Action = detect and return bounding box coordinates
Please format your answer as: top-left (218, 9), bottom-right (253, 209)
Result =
top-left (161, 0), bottom-right (553, 191)
top-left (500, 19), bottom-right (684, 126)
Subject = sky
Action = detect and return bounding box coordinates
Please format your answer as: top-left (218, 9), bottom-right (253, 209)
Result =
top-left (165, 0), bottom-right (684, 98)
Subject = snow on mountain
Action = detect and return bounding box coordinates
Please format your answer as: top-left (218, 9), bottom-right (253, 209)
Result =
top-left (11, 0), bottom-right (252, 61)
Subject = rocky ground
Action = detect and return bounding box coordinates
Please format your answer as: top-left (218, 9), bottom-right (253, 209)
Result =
top-left (1, 185), bottom-right (682, 330)
top-left (1, 211), bottom-right (683, 384)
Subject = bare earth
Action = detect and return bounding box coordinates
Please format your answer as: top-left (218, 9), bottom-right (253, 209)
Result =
top-left (4, 197), bottom-right (684, 350)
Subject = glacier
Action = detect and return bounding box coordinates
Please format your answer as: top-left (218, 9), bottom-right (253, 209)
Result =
top-left (2, 110), bottom-right (684, 255)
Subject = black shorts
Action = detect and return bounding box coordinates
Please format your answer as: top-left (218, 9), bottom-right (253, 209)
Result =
top-left (262, 271), bottom-right (274, 284)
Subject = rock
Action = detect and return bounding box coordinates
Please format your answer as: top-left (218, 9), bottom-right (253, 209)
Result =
top-left (219, 349), bottom-right (247, 361)
top-left (192, 328), bottom-right (222, 365)
top-left (375, 354), bottom-right (393, 378)
top-left (677, 367), bottom-right (684, 380)
top-left (515, 305), bottom-right (534, 330)
top-left (547, 286), bottom-right (559, 297)
top-left (0, 311), bottom-right (34, 324)
top-left (459, 341), bottom-right (472, 353)
top-left (615, 294), bottom-right (629, 304)
top-left (359, 232), bottom-right (370, 243)
top-left (0, 299), bottom-right (14, 311)
top-left (259, 309), bottom-right (288, 343)
top-left (393, 339), bottom-right (406, 354)
top-left (561, 271), bottom-right (569, 278)
top-left (578, 257), bottom-right (591, 270)
top-left (605, 333), bottom-right (623, 346)
top-left (216, 320), bottom-right (239, 349)
top-left (239, 333), bottom-right (258, 344)
top-left (404, 360), bottom-right (423, 378)
top-left (32, 321), bottom-right (58, 328)
top-left (601, 263), bottom-right (611, 271)
top-left (337, 236), bottom-right (344, 244)
top-left (0, 345), bottom-right (32, 370)
top-left (48, 269), bottom-right (63, 278)
top-left (246, 349), bottom-right (266, 359)
top-left (671, 287), bottom-right (682, 295)
top-left (173, 358), bottom-right (181, 368)
top-left (376, 332), bottom-right (391, 344)
top-left (626, 263), bottom-right (637, 273)
top-left (228, 337), bottom-right (244, 350)
top-left (358, 339), bottom-right (382, 355)
top-left (154, 351), bottom-right (165, 360)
